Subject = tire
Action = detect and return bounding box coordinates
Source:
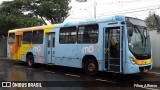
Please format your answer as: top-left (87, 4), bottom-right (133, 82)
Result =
top-left (84, 58), bottom-right (98, 75)
top-left (27, 54), bottom-right (34, 67)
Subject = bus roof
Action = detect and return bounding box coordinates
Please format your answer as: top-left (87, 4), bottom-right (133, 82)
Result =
top-left (8, 15), bottom-right (136, 33)
top-left (61, 15), bottom-right (126, 27)
top-left (8, 24), bottom-right (56, 33)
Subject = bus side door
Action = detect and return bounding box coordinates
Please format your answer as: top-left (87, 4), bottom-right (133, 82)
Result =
top-left (46, 32), bottom-right (55, 64)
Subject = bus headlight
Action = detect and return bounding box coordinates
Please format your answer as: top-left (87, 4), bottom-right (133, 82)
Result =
top-left (130, 57), bottom-right (135, 64)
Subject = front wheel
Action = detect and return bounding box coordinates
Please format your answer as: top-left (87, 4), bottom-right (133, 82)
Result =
top-left (27, 54), bottom-right (34, 67)
top-left (84, 58), bottom-right (98, 75)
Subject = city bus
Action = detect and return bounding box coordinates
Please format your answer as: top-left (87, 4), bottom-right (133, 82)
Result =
top-left (7, 15), bottom-right (152, 75)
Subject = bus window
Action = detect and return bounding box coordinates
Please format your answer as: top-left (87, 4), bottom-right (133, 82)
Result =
top-left (78, 24), bottom-right (98, 44)
top-left (110, 28), bottom-right (120, 58)
top-left (22, 31), bottom-right (32, 44)
top-left (8, 33), bottom-right (15, 44)
top-left (52, 34), bottom-right (55, 47)
top-left (32, 30), bottom-right (44, 44)
top-left (59, 26), bottom-right (76, 44)
top-left (48, 35), bottom-right (51, 47)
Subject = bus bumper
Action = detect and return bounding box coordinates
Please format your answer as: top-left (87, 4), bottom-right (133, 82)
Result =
top-left (123, 63), bottom-right (152, 74)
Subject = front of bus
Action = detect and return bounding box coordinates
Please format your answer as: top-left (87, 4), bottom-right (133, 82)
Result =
top-left (124, 17), bottom-right (152, 74)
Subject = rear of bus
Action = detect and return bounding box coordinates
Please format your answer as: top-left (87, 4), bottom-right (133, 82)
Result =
top-left (7, 30), bottom-right (16, 59)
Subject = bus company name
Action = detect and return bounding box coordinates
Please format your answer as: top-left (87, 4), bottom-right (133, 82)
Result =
top-left (82, 45), bottom-right (98, 54)
top-left (33, 46), bottom-right (43, 53)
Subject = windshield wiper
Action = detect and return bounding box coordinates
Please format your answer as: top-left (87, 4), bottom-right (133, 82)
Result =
top-left (134, 25), bottom-right (144, 46)
top-left (143, 27), bottom-right (148, 47)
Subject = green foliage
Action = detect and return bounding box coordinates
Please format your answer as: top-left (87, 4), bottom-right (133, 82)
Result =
top-left (0, 1), bottom-right (43, 37)
top-left (0, 0), bottom-right (71, 37)
top-left (13, 0), bottom-right (71, 24)
top-left (145, 13), bottom-right (160, 29)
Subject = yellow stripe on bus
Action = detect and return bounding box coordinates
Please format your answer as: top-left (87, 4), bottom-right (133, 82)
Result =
top-left (133, 57), bottom-right (152, 65)
top-left (9, 24), bottom-right (56, 60)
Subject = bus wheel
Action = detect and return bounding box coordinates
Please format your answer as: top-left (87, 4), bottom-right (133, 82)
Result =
top-left (27, 54), bottom-right (34, 67)
top-left (84, 58), bottom-right (98, 75)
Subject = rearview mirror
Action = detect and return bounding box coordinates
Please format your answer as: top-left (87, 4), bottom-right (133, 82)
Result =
top-left (128, 28), bottom-right (133, 36)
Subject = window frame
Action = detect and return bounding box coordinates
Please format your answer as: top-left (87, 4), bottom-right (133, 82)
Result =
top-left (22, 31), bottom-right (32, 44)
top-left (32, 30), bottom-right (44, 44)
top-left (8, 33), bottom-right (15, 44)
top-left (77, 24), bottom-right (99, 44)
top-left (59, 26), bottom-right (77, 44)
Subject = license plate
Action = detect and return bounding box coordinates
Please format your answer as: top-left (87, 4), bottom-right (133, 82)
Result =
top-left (144, 68), bottom-right (148, 72)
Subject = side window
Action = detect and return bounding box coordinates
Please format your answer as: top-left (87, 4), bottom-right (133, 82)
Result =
top-left (52, 33), bottom-right (55, 47)
top-left (47, 33), bottom-right (55, 47)
top-left (8, 33), bottom-right (15, 44)
top-left (110, 29), bottom-right (120, 46)
top-left (32, 30), bottom-right (44, 44)
top-left (78, 24), bottom-right (98, 44)
top-left (59, 26), bottom-right (76, 44)
top-left (23, 31), bottom-right (32, 44)
top-left (48, 34), bottom-right (51, 47)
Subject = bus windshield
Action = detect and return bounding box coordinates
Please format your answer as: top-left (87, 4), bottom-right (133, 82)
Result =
top-left (127, 22), bottom-right (151, 60)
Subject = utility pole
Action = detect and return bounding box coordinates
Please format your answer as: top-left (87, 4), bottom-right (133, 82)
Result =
top-left (94, 2), bottom-right (97, 19)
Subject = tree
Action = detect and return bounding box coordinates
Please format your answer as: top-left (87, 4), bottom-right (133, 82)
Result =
top-left (0, 0), bottom-right (71, 37)
top-left (145, 12), bottom-right (160, 29)
top-left (0, 1), bottom-right (43, 37)
top-left (11, 0), bottom-right (71, 24)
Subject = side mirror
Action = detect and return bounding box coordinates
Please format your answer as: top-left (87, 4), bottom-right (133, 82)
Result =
top-left (128, 28), bottom-right (133, 36)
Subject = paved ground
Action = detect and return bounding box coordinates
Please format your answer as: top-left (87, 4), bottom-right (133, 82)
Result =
top-left (0, 57), bottom-right (160, 90)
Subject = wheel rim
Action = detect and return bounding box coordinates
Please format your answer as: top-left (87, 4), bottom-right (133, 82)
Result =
top-left (28, 56), bottom-right (32, 66)
top-left (88, 63), bottom-right (96, 72)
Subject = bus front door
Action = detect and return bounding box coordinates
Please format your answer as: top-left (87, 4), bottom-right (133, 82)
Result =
top-left (104, 27), bottom-right (122, 73)
top-left (46, 32), bottom-right (55, 64)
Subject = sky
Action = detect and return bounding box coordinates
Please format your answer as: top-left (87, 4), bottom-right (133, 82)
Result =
top-left (0, 0), bottom-right (160, 23)
top-left (0, 0), bottom-right (12, 4)
top-left (65, 0), bottom-right (160, 22)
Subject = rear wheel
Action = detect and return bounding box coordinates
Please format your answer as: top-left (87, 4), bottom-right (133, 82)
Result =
top-left (84, 58), bottom-right (98, 75)
top-left (27, 54), bottom-right (34, 67)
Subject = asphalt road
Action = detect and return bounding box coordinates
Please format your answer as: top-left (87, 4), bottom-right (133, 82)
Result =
top-left (0, 58), bottom-right (160, 90)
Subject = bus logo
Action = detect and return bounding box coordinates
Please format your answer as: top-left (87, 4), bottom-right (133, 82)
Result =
top-left (33, 46), bottom-right (43, 53)
top-left (82, 45), bottom-right (98, 54)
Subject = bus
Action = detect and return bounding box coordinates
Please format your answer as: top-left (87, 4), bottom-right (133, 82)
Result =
top-left (7, 15), bottom-right (152, 75)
